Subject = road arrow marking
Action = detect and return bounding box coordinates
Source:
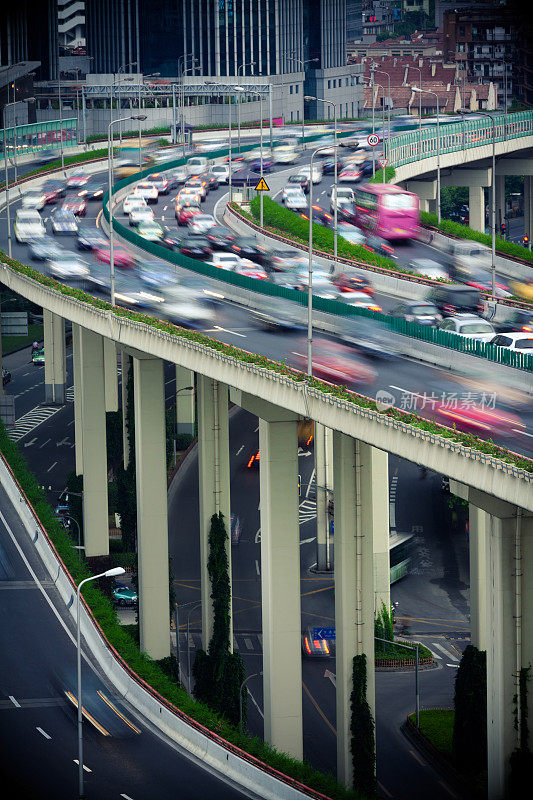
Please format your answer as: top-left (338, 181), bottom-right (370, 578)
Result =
top-left (300, 536), bottom-right (316, 546)
top-left (324, 669), bottom-right (336, 687)
top-left (56, 437), bottom-right (70, 447)
top-left (23, 438), bottom-right (37, 448)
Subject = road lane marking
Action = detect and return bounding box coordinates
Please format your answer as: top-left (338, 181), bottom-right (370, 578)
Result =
top-left (97, 690), bottom-right (141, 734)
top-left (8, 695), bottom-right (20, 708)
top-left (302, 682), bottom-right (336, 737)
top-left (446, 663), bottom-right (460, 668)
top-left (236, 445), bottom-right (244, 456)
top-left (513, 428), bottom-right (533, 439)
top-left (244, 637), bottom-right (254, 650)
top-left (305, 467), bottom-right (316, 498)
top-left (255, 559), bottom-right (260, 575)
top-left (378, 781), bottom-right (393, 798)
top-left (439, 781), bottom-right (458, 798)
top-left (323, 669), bottom-right (336, 687)
top-left (247, 688), bottom-right (264, 719)
top-left (65, 691), bottom-right (110, 736)
top-left (73, 760), bottom-right (92, 772)
top-left (300, 536), bottom-right (316, 545)
top-left (213, 325), bottom-right (246, 337)
top-left (121, 795), bottom-right (135, 800)
top-left (426, 646), bottom-right (442, 660)
top-left (36, 727), bottom-right (51, 739)
top-left (432, 642), bottom-right (459, 661)
top-left (409, 749), bottom-right (426, 766)
top-left (47, 462), bottom-right (57, 472)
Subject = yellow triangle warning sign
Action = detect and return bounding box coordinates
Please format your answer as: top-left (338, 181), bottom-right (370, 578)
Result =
top-left (254, 177), bottom-right (270, 192)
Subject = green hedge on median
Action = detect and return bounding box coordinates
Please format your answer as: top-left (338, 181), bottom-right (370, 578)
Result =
top-left (420, 211), bottom-right (533, 265)
top-left (0, 148), bottom-right (110, 190)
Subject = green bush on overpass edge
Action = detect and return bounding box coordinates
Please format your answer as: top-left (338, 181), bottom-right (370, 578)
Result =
top-left (2, 250), bottom-right (532, 477)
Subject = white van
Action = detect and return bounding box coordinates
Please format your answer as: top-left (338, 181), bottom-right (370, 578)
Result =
top-left (300, 163), bottom-right (322, 184)
top-left (186, 156), bottom-right (210, 176)
top-left (14, 209), bottom-right (46, 243)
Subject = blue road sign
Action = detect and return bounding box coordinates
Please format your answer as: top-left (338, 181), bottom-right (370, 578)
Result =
top-left (313, 627), bottom-right (336, 640)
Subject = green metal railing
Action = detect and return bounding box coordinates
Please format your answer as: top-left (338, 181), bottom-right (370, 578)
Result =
top-left (0, 118), bottom-right (78, 161)
top-left (386, 110), bottom-right (533, 168)
top-left (104, 142), bottom-right (533, 373)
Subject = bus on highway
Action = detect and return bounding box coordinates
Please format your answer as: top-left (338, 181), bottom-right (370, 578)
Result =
top-left (353, 184), bottom-right (420, 241)
top-left (390, 531), bottom-right (414, 583)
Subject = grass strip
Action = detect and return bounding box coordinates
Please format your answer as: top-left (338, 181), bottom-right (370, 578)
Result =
top-left (408, 709), bottom-right (454, 760)
top-left (1, 323), bottom-right (43, 356)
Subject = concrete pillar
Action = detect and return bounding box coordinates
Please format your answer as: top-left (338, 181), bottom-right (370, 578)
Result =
top-left (79, 328), bottom-right (109, 557)
top-left (371, 448), bottom-right (390, 615)
top-left (72, 324), bottom-right (83, 476)
top-left (427, 198), bottom-right (437, 215)
top-left (121, 350), bottom-right (131, 469)
top-left (176, 365), bottom-right (195, 436)
top-left (469, 185), bottom-right (486, 233)
top-left (103, 338), bottom-right (118, 412)
top-left (133, 355), bottom-right (170, 660)
top-left (485, 511), bottom-right (533, 799)
top-left (315, 423), bottom-right (333, 572)
top-left (524, 175), bottom-right (533, 241)
top-left (197, 374), bottom-right (231, 650)
top-left (469, 504), bottom-right (488, 650)
top-left (259, 411), bottom-right (302, 760)
top-left (419, 197), bottom-right (430, 213)
top-left (333, 434), bottom-right (376, 788)
top-left (495, 174), bottom-right (505, 231)
top-left (43, 310), bottom-right (66, 404)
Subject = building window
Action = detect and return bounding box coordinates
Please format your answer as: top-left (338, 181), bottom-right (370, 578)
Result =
top-left (333, 79), bottom-right (336, 88)
top-left (295, 85), bottom-right (299, 94)
top-left (328, 80), bottom-right (331, 89)
top-left (290, 85), bottom-right (293, 94)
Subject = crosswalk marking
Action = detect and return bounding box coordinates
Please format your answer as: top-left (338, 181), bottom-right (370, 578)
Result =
top-left (432, 642), bottom-right (459, 662)
top-left (179, 631), bottom-right (264, 655)
top-left (244, 637), bottom-right (254, 650)
top-left (9, 386), bottom-right (74, 442)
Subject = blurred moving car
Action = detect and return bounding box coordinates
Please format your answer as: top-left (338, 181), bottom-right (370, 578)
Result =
top-left (206, 225), bottom-right (235, 250)
top-left (489, 332), bottom-right (533, 351)
top-left (134, 181), bottom-right (159, 203)
top-left (123, 194), bottom-right (148, 215)
top-left (208, 252), bottom-right (242, 271)
top-left (363, 234), bottom-right (395, 258)
top-left (46, 253), bottom-right (90, 283)
top-left (332, 270), bottom-right (374, 297)
top-left (287, 174), bottom-right (310, 193)
top-left (338, 165), bottom-right (361, 183)
top-left (32, 347), bottom-right (45, 364)
top-left (14, 209), bottom-right (46, 243)
top-left (231, 237), bottom-right (269, 265)
top-left (426, 285), bottom-right (483, 316)
top-left (77, 178), bottom-right (106, 200)
top-left (2, 367), bottom-right (11, 386)
top-left (76, 226), bottom-right (108, 250)
top-left (340, 291), bottom-right (383, 312)
top-left (21, 191), bottom-right (47, 211)
top-left (176, 205), bottom-right (202, 226)
top-left (137, 220), bottom-right (164, 241)
top-left (510, 279), bottom-right (533, 302)
top-left (61, 197), bottom-right (87, 217)
top-left (338, 222), bottom-right (366, 245)
top-left (266, 248), bottom-right (307, 273)
top-left (210, 164), bottom-right (231, 184)
top-left (408, 258), bottom-right (449, 281)
top-left (188, 214), bottom-right (216, 235)
top-left (145, 173), bottom-right (170, 194)
top-left (233, 261), bottom-right (268, 280)
top-left (274, 146), bottom-right (299, 164)
top-left (458, 268), bottom-right (511, 299)
top-left (390, 300), bottom-right (441, 325)
top-left (495, 310), bottom-right (533, 333)
top-left (65, 172), bottom-right (90, 191)
top-left (95, 245), bottom-right (135, 268)
top-left (329, 186), bottom-right (355, 213)
top-left (159, 284), bottom-right (216, 329)
top-left (285, 192), bottom-right (307, 212)
top-left (292, 338), bottom-right (376, 386)
top-left (51, 209), bottom-right (78, 235)
top-left (302, 627), bottom-right (334, 658)
top-left (129, 205), bottom-right (155, 226)
top-left (29, 236), bottom-right (64, 261)
top-left (277, 268), bottom-right (341, 300)
top-left (42, 179), bottom-right (67, 203)
top-left (338, 318), bottom-right (401, 359)
top-left (438, 314), bottom-right (495, 342)
top-left (179, 237), bottom-right (212, 260)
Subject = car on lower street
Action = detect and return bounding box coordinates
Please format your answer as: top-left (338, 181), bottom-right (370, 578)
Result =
top-left (113, 583), bottom-right (138, 606)
top-left (302, 627), bottom-right (335, 658)
top-left (32, 347), bottom-right (45, 364)
top-left (42, 179), bottom-right (67, 204)
top-left (2, 367), bottom-right (12, 386)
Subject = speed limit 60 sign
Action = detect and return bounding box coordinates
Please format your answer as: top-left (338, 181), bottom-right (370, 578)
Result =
top-left (367, 133), bottom-right (380, 147)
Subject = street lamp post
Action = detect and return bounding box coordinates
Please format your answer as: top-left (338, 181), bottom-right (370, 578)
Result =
top-left (237, 61), bottom-right (255, 156)
top-left (173, 384), bottom-right (194, 465)
top-left (61, 513), bottom-right (83, 550)
top-left (77, 567), bottom-right (125, 799)
top-left (3, 101), bottom-right (18, 259)
top-left (239, 671), bottom-right (262, 734)
top-left (372, 66), bottom-right (391, 145)
top-left (117, 62), bottom-right (138, 143)
top-left (287, 56), bottom-right (318, 149)
top-left (57, 69), bottom-right (65, 170)
top-left (406, 65), bottom-right (422, 156)
top-left (304, 96), bottom-right (338, 274)
top-left (458, 108), bottom-right (497, 298)
top-left (178, 55), bottom-right (198, 158)
top-left (138, 73), bottom-right (161, 168)
top-left (107, 114), bottom-right (147, 306)
top-left (364, 81), bottom-right (386, 178)
top-left (412, 87), bottom-right (441, 223)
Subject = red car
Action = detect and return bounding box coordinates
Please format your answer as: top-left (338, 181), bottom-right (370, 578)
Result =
top-left (176, 206), bottom-right (202, 226)
top-left (433, 403), bottom-right (523, 438)
top-left (292, 339), bottom-right (376, 387)
top-left (331, 271), bottom-right (374, 297)
top-left (233, 262), bottom-right (268, 280)
top-left (66, 173), bottom-right (89, 190)
top-left (95, 245), bottom-right (135, 269)
top-left (42, 180), bottom-right (66, 204)
top-left (61, 197), bottom-right (88, 217)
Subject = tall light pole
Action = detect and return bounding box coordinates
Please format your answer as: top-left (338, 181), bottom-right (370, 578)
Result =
top-left (237, 61), bottom-right (255, 156)
top-left (77, 567), bottom-right (125, 799)
top-left (3, 101), bottom-right (19, 258)
top-left (458, 108), bottom-right (497, 298)
top-left (406, 65), bottom-right (422, 156)
top-left (117, 62), bottom-right (138, 143)
top-left (205, 83), bottom-right (244, 202)
top-left (108, 114), bottom-right (147, 306)
top-left (305, 96), bottom-right (338, 273)
top-left (304, 145), bottom-right (335, 378)
top-left (138, 73), bottom-right (161, 168)
top-left (287, 56), bottom-right (318, 149)
top-left (58, 68), bottom-right (64, 170)
top-left (239, 671), bottom-right (262, 734)
top-left (178, 55), bottom-right (198, 158)
top-left (372, 65), bottom-right (391, 144)
top-left (412, 87), bottom-right (441, 223)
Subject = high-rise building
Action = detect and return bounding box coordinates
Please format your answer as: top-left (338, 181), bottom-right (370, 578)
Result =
top-left (0, 1), bottom-right (58, 80)
top-left (346, 0), bottom-right (364, 41)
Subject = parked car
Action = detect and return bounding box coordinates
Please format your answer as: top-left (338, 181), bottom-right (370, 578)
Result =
top-left (113, 583), bottom-right (138, 606)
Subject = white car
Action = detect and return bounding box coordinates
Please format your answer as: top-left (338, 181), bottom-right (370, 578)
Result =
top-left (490, 332), bottom-right (533, 351)
top-left (21, 191), bottom-right (47, 211)
top-left (210, 164), bottom-right (230, 184)
top-left (274, 146), bottom-right (299, 164)
top-left (123, 194), bottom-right (147, 214)
top-left (188, 214), bottom-right (217, 235)
top-left (300, 164), bottom-right (322, 184)
top-left (338, 223), bottom-right (365, 245)
top-left (330, 187), bottom-right (355, 212)
top-left (14, 209), bottom-right (46, 242)
top-left (281, 185), bottom-right (305, 203)
top-left (129, 206), bottom-right (155, 226)
top-left (285, 192), bottom-right (307, 211)
top-left (438, 314), bottom-right (496, 342)
top-left (209, 252), bottom-right (242, 271)
top-left (46, 253), bottom-right (90, 280)
top-left (186, 156), bottom-right (209, 176)
top-left (134, 182), bottom-right (159, 203)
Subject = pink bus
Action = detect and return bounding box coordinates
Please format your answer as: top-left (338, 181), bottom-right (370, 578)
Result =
top-left (354, 184), bottom-right (420, 241)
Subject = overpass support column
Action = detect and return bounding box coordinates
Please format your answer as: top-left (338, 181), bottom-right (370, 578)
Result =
top-left (371, 449), bottom-right (390, 614)
top-left (197, 375), bottom-right (231, 651)
top-left (120, 350), bottom-right (132, 468)
top-left (103, 338), bottom-right (118, 412)
top-left (43, 310), bottom-right (66, 405)
top-left (176, 366), bottom-right (195, 436)
top-left (259, 409), bottom-right (302, 760)
top-left (469, 504), bottom-right (488, 650)
top-left (133, 355), bottom-right (170, 660)
top-left (469, 186), bottom-right (486, 233)
top-left (72, 324), bottom-right (83, 476)
top-left (334, 434), bottom-right (376, 788)
top-left (79, 328), bottom-right (109, 557)
top-left (315, 423), bottom-right (334, 572)
top-left (524, 176), bottom-right (533, 242)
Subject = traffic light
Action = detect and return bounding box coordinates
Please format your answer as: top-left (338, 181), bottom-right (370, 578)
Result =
top-left (524, 234), bottom-right (530, 247)
top-left (500, 222), bottom-right (506, 236)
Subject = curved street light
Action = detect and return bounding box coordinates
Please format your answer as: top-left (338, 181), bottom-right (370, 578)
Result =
top-left (237, 61), bottom-right (256, 155)
top-left (412, 87), bottom-right (441, 224)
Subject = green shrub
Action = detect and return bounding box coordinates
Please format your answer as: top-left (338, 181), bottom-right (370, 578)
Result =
top-left (368, 166), bottom-right (396, 184)
top-left (453, 645), bottom-right (487, 774)
top-left (350, 654), bottom-right (376, 795)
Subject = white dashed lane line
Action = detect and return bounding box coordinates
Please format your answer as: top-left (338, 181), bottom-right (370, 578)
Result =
top-left (36, 727), bottom-right (51, 740)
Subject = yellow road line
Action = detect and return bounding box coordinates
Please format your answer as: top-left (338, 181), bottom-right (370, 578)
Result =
top-left (97, 690), bottom-right (141, 734)
top-left (378, 780), bottom-right (394, 798)
top-left (64, 691), bottom-right (110, 736)
top-left (302, 682), bottom-right (336, 737)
